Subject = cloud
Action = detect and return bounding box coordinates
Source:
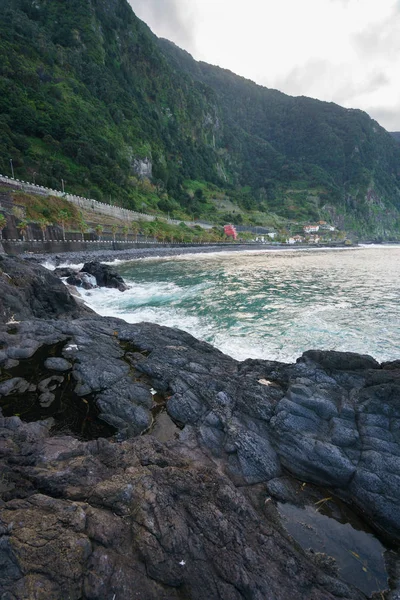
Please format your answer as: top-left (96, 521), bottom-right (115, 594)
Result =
top-left (353, 5), bottom-right (400, 57)
top-left (367, 107), bottom-right (400, 132)
top-left (127, 0), bottom-right (196, 51)
top-left (269, 59), bottom-right (398, 130)
top-left (126, 0), bottom-right (400, 130)
top-left (269, 59), bottom-right (385, 104)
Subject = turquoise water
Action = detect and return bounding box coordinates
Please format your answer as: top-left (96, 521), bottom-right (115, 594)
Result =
top-left (81, 246), bottom-right (400, 363)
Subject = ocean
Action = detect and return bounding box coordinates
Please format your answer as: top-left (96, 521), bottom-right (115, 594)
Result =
top-left (79, 245), bottom-right (400, 363)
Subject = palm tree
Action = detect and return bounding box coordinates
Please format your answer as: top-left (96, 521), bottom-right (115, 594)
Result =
top-left (122, 225), bottom-right (129, 242)
top-left (111, 224), bottom-right (118, 242)
top-left (57, 209), bottom-right (69, 241)
top-left (147, 222), bottom-right (158, 242)
top-left (95, 224), bottom-right (103, 240)
top-left (78, 219), bottom-right (88, 241)
top-left (18, 219), bottom-right (29, 241)
top-left (0, 214), bottom-right (6, 240)
top-left (38, 218), bottom-right (50, 241)
top-left (131, 221), bottom-right (140, 242)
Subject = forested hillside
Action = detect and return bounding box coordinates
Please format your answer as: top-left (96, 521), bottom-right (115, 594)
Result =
top-left (159, 40), bottom-right (400, 235)
top-left (1, 0), bottom-right (400, 236)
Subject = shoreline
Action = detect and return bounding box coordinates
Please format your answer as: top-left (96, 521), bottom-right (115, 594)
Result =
top-left (1, 254), bottom-right (399, 598)
top-left (21, 242), bottom-right (355, 266)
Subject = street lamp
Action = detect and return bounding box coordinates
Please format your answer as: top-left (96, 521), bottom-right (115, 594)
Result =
top-left (9, 159), bottom-right (14, 179)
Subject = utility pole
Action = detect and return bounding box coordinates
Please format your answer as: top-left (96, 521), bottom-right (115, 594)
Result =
top-left (61, 179), bottom-right (65, 193)
top-left (33, 172), bottom-right (37, 185)
top-left (9, 159), bottom-right (14, 179)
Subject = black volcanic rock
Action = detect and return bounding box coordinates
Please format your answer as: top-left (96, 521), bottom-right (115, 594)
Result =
top-left (66, 271), bottom-right (97, 289)
top-left (0, 255), bottom-right (92, 321)
top-left (81, 261), bottom-right (128, 291)
top-left (1, 313), bottom-right (399, 545)
top-left (0, 420), bottom-right (366, 600)
top-left (53, 267), bottom-right (79, 278)
top-left (0, 258), bottom-right (399, 598)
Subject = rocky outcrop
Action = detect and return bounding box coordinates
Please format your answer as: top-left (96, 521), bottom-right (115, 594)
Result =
top-left (1, 315), bottom-right (399, 544)
top-left (132, 156), bottom-right (152, 179)
top-left (66, 271), bottom-right (97, 289)
top-left (1, 419), bottom-right (365, 600)
top-left (53, 261), bottom-right (128, 291)
top-left (0, 257), bottom-right (399, 598)
top-left (0, 255), bottom-right (92, 321)
top-left (81, 261), bottom-right (128, 291)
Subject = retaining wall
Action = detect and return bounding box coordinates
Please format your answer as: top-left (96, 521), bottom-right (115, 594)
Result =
top-left (0, 175), bottom-right (213, 229)
top-left (1, 239), bottom-right (242, 256)
top-left (2, 239), bottom-right (172, 255)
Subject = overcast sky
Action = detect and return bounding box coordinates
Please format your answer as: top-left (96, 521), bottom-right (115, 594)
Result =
top-left (129, 0), bottom-right (400, 131)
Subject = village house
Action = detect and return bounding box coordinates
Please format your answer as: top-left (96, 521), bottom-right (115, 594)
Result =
top-left (287, 235), bottom-right (304, 244)
top-left (303, 224), bottom-right (320, 233)
top-left (308, 234), bottom-right (321, 243)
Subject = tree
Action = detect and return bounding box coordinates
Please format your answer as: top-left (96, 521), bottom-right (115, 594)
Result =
top-left (57, 209), bottom-right (70, 241)
top-left (151, 222), bottom-right (164, 243)
top-left (78, 220), bottom-right (88, 241)
top-left (122, 225), bottom-right (129, 242)
top-left (131, 221), bottom-right (140, 242)
top-left (95, 224), bottom-right (103, 240)
top-left (147, 221), bottom-right (158, 242)
top-left (38, 218), bottom-right (50, 241)
top-left (111, 224), bottom-right (118, 242)
top-left (0, 214), bottom-right (6, 240)
top-left (18, 220), bottom-right (29, 241)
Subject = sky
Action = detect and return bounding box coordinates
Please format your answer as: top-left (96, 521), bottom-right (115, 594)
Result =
top-left (129, 0), bottom-right (400, 131)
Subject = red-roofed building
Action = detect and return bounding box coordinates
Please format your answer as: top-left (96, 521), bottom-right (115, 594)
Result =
top-left (224, 224), bottom-right (237, 240)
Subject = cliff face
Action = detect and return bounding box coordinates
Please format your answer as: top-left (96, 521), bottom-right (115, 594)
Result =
top-left (1, 0), bottom-right (400, 235)
top-left (159, 39), bottom-right (400, 237)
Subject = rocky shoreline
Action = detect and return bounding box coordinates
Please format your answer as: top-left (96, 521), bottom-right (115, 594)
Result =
top-left (20, 242), bottom-right (353, 268)
top-left (1, 255), bottom-right (399, 599)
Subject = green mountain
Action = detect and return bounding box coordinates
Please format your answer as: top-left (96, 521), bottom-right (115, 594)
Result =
top-left (391, 133), bottom-right (400, 143)
top-left (1, 0), bottom-right (400, 237)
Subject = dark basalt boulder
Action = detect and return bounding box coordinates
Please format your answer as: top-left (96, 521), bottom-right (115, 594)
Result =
top-left (300, 349), bottom-right (381, 371)
top-left (66, 272), bottom-right (97, 290)
top-left (81, 261), bottom-right (128, 291)
top-left (53, 267), bottom-right (79, 278)
top-left (0, 255), bottom-right (92, 321)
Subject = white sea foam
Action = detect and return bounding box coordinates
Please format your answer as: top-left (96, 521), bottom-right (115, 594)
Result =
top-left (42, 260), bottom-right (84, 271)
top-left (41, 260), bottom-right (56, 270)
top-left (78, 282), bottom-right (316, 362)
top-left (60, 245), bottom-right (400, 364)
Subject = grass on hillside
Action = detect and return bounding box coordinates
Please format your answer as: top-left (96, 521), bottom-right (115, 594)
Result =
top-left (11, 191), bottom-right (81, 226)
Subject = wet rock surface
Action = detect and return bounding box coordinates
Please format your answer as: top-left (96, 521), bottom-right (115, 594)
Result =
top-left (0, 257), bottom-right (399, 599)
top-left (0, 255), bottom-right (92, 321)
top-left (1, 424), bottom-right (364, 600)
top-left (66, 271), bottom-right (98, 290)
top-left (80, 261), bottom-right (128, 291)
